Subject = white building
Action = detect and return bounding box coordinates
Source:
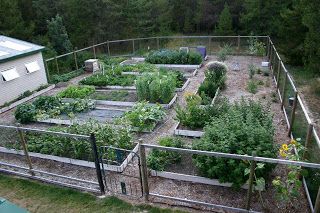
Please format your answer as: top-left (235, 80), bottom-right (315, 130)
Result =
top-left (0, 36), bottom-right (47, 106)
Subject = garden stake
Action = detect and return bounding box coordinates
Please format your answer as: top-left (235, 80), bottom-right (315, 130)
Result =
top-left (246, 152), bottom-right (256, 210)
top-left (17, 128), bottom-right (35, 176)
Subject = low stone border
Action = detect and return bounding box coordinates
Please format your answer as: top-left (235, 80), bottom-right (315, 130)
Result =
top-left (0, 144), bottom-right (139, 173)
top-left (155, 64), bottom-right (200, 69)
top-left (173, 122), bottom-right (204, 138)
top-left (0, 85), bottom-right (55, 114)
top-left (63, 93), bottom-right (178, 110)
top-left (150, 170), bottom-right (264, 191)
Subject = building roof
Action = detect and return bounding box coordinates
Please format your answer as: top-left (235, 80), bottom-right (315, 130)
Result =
top-left (0, 35), bottom-right (44, 63)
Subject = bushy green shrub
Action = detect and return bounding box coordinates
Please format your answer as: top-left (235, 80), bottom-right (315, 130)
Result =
top-left (80, 73), bottom-right (136, 87)
top-left (147, 137), bottom-right (183, 171)
top-left (248, 64), bottom-right (256, 79)
top-left (50, 69), bottom-right (84, 84)
top-left (14, 103), bottom-right (37, 124)
top-left (33, 96), bottom-right (61, 110)
top-left (145, 49), bottom-right (202, 65)
top-left (57, 85), bottom-right (95, 99)
top-left (175, 95), bottom-right (229, 129)
top-left (198, 61), bottom-right (227, 103)
top-left (136, 73), bottom-right (176, 104)
top-left (192, 99), bottom-right (276, 187)
top-left (248, 37), bottom-right (266, 56)
top-left (122, 101), bottom-right (166, 132)
top-left (247, 80), bottom-right (258, 94)
top-left (159, 68), bottom-right (186, 88)
top-left (26, 120), bottom-right (133, 161)
top-left (217, 43), bottom-right (232, 62)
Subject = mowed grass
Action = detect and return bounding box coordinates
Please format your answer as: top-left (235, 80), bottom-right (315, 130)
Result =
top-left (0, 174), bottom-right (184, 213)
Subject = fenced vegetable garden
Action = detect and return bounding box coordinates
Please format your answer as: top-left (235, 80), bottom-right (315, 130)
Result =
top-left (0, 35), bottom-right (320, 212)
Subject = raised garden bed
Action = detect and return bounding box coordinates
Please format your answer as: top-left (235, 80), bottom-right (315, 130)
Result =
top-left (0, 143), bottom-right (139, 173)
top-left (0, 85), bottom-right (55, 114)
top-left (173, 122), bottom-right (204, 138)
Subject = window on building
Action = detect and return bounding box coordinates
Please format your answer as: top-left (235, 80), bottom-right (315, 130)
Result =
top-left (1, 68), bottom-right (20, 82)
top-left (25, 61), bottom-right (40, 73)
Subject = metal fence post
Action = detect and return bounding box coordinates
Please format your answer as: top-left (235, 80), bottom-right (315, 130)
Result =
top-left (107, 41), bottom-right (111, 57)
top-left (17, 128), bottom-right (35, 176)
top-left (276, 59), bottom-right (282, 88)
top-left (288, 91), bottom-right (298, 136)
top-left (54, 56), bottom-right (59, 74)
top-left (281, 72), bottom-right (288, 109)
top-left (303, 123), bottom-right (314, 159)
top-left (138, 139), bottom-right (149, 201)
top-left (90, 133), bottom-right (105, 194)
top-left (73, 48), bottom-right (78, 70)
top-left (246, 152), bottom-right (256, 210)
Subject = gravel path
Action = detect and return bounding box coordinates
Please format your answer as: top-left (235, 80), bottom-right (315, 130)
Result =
top-left (0, 56), bottom-right (310, 213)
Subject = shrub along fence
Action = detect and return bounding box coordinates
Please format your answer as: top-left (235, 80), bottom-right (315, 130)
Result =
top-left (44, 35), bottom-right (268, 81)
top-left (267, 37), bottom-right (320, 212)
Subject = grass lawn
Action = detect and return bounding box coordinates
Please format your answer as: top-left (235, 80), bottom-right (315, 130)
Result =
top-left (0, 174), bottom-right (184, 213)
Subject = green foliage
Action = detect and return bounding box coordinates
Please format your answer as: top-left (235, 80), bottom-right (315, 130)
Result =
top-left (14, 103), bottom-right (37, 124)
top-left (192, 99), bottom-right (276, 187)
top-left (147, 137), bottom-right (183, 171)
top-left (198, 61), bottom-right (227, 102)
top-left (175, 95), bottom-right (229, 129)
top-left (217, 43), bottom-right (232, 62)
top-left (121, 101), bottom-right (166, 132)
top-left (248, 64), bottom-right (256, 79)
top-left (26, 120), bottom-right (133, 161)
top-left (47, 14), bottom-right (73, 54)
top-left (80, 73), bottom-right (136, 87)
top-left (89, 91), bottom-right (130, 101)
top-left (14, 96), bottom-right (95, 123)
top-left (136, 73), bottom-right (176, 104)
top-left (50, 69), bottom-right (84, 84)
top-left (57, 85), bottom-right (95, 99)
top-left (145, 49), bottom-right (202, 65)
top-left (215, 3), bottom-right (234, 36)
top-left (247, 80), bottom-right (258, 94)
top-left (248, 37), bottom-right (266, 56)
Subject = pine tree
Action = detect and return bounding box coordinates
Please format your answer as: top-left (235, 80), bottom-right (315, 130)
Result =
top-left (47, 14), bottom-right (73, 54)
top-left (215, 3), bottom-right (234, 35)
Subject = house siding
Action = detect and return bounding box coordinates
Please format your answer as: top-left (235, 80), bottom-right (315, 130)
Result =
top-left (0, 52), bottom-right (47, 106)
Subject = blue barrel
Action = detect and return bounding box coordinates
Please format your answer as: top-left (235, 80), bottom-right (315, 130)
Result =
top-left (196, 46), bottom-right (207, 59)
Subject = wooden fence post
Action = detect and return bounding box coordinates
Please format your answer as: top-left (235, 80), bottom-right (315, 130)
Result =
top-left (246, 152), bottom-right (256, 210)
top-left (107, 41), bottom-right (111, 57)
top-left (208, 37), bottom-right (211, 55)
top-left (303, 123), bottom-right (314, 159)
top-left (44, 60), bottom-right (50, 83)
top-left (73, 48), bottom-right (78, 70)
top-left (237, 35), bottom-right (240, 52)
top-left (93, 45), bottom-right (96, 59)
top-left (281, 72), bottom-right (288, 109)
top-left (17, 128), bottom-right (35, 176)
top-left (139, 139), bottom-right (149, 201)
top-left (276, 59), bottom-right (282, 88)
top-left (90, 133), bottom-right (105, 195)
top-left (266, 37), bottom-right (270, 58)
top-left (54, 56), bottom-right (59, 74)
top-left (288, 91), bottom-right (298, 136)
top-left (269, 46), bottom-right (273, 71)
top-left (157, 37), bottom-right (160, 50)
top-left (132, 40), bottom-right (135, 55)
top-left (314, 187), bottom-right (320, 213)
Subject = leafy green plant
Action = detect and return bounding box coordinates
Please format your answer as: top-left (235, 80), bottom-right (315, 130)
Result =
top-left (57, 85), bottom-right (95, 99)
top-left (145, 49), bottom-right (202, 65)
top-left (50, 69), bottom-right (84, 84)
top-left (248, 37), bottom-right (266, 56)
top-left (217, 43), bottom-right (232, 62)
top-left (248, 64), bottom-right (256, 79)
top-left (198, 61), bottom-right (227, 103)
top-left (136, 73), bottom-right (176, 104)
top-left (25, 120), bottom-right (133, 161)
top-left (147, 137), bottom-right (183, 171)
top-left (14, 103), bottom-right (37, 124)
top-left (247, 80), bottom-right (258, 94)
top-left (80, 73), bottom-right (136, 87)
top-left (192, 99), bottom-right (276, 187)
top-left (121, 101), bottom-right (166, 132)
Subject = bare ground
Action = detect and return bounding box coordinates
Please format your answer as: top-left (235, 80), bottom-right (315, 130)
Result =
top-left (0, 56), bottom-right (310, 213)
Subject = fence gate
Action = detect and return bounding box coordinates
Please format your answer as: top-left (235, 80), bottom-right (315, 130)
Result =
top-left (99, 146), bottom-right (143, 198)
